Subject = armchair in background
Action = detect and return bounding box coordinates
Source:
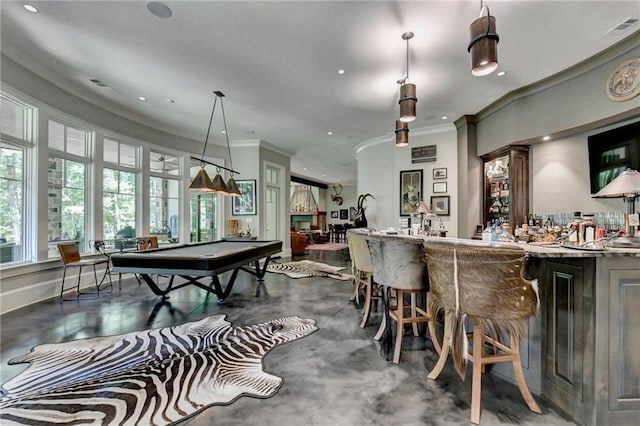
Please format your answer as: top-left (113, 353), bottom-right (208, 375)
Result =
top-left (291, 232), bottom-right (308, 255)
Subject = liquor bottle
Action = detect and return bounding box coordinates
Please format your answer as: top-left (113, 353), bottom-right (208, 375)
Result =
top-left (482, 222), bottom-right (493, 241)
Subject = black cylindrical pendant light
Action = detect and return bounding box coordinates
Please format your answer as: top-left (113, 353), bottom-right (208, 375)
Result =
top-left (398, 31), bottom-right (417, 123)
top-left (468, 4), bottom-right (499, 77)
top-left (395, 120), bottom-right (409, 147)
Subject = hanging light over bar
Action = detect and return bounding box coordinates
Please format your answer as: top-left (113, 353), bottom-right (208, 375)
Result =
top-left (398, 31), bottom-right (417, 123)
top-left (468, 1), bottom-right (500, 77)
top-left (395, 120), bottom-right (409, 147)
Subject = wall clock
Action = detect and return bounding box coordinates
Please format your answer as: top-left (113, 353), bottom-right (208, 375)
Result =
top-left (606, 57), bottom-right (640, 102)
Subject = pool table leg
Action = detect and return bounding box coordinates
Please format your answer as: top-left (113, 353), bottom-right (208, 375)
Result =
top-left (139, 273), bottom-right (175, 296)
top-left (210, 268), bottom-right (240, 303)
top-left (240, 255), bottom-right (273, 281)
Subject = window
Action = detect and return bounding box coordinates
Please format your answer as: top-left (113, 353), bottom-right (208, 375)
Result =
top-left (0, 142), bottom-right (25, 263)
top-left (103, 169), bottom-right (136, 238)
top-left (48, 119), bottom-right (91, 257)
top-left (1, 94), bottom-right (34, 264)
top-left (189, 159), bottom-right (219, 242)
top-left (47, 157), bottom-right (86, 255)
top-left (103, 138), bottom-right (138, 239)
top-left (150, 151), bottom-right (180, 242)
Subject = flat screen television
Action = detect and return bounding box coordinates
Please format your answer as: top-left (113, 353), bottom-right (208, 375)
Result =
top-left (588, 120), bottom-right (640, 195)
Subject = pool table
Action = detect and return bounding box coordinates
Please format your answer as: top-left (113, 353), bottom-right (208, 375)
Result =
top-left (110, 239), bottom-right (282, 301)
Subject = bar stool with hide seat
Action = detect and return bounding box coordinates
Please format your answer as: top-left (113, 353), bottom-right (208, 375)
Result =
top-left (347, 230), bottom-right (381, 328)
top-left (57, 241), bottom-right (112, 300)
top-left (366, 234), bottom-right (440, 364)
top-left (423, 238), bottom-right (541, 424)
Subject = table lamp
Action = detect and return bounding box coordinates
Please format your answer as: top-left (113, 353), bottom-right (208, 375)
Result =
top-left (592, 168), bottom-right (640, 247)
top-left (416, 201), bottom-right (432, 232)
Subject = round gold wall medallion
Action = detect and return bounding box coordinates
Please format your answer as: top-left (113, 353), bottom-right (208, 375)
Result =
top-left (606, 57), bottom-right (640, 102)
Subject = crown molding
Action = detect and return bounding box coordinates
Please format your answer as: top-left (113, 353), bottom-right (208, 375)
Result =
top-left (231, 139), bottom-right (293, 157)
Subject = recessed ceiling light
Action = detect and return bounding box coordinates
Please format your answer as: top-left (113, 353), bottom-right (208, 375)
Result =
top-left (327, 131), bottom-right (333, 135)
top-left (303, 167), bottom-right (307, 171)
top-left (322, 174), bottom-right (326, 177)
top-left (336, 179), bottom-right (340, 182)
top-left (165, 98), bottom-right (175, 103)
top-left (497, 71), bottom-right (506, 77)
top-left (442, 116), bottom-right (448, 120)
top-left (542, 136), bottom-right (551, 141)
top-left (337, 69), bottom-right (345, 75)
top-left (138, 96), bottom-right (146, 101)
top-left (221, 130), bottom-right (226, 134)
top-left (146, 1), bottom-right (172, 18)
top-left (23, 4), bottom-right (38, 13)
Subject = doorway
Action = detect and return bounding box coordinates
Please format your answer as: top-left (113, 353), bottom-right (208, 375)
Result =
top-left (265, 165), bottom-right (281, 241)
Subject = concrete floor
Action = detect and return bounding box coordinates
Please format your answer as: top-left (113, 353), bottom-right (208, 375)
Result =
top-left (0, 249), bottom-right (576, 426)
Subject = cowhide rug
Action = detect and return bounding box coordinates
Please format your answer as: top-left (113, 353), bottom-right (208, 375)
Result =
top-left (0, 315), bottom-right (317, 425)
top-left (267, 260), bottom-right (353, 281)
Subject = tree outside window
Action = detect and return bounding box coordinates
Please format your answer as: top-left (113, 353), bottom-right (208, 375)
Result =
top-left (0, 143), bottom-right (24, 263)
top-left (47, 156), bottom-right (86, 256)
top-left (103, 138), bottom-right (138, 240)
top-left (1, 94), bottom-right (34, 264)
top-left (103, 168), bottom-right (136, 239)
top-left (47, 119), bottom-right (90, 257)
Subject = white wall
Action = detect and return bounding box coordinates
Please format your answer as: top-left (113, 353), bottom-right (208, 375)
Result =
top-left (326, 184), bottom-right (357, 225)
top-left (356, 125), bottom-right (459, 237)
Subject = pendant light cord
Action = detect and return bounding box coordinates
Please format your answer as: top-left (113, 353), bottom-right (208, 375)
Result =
top-left (220, 98), bottom-right (234, 175)
top-left (405, 37), bottom-right (409, 81)
top-left (200, 97), bottom-right (218, 161)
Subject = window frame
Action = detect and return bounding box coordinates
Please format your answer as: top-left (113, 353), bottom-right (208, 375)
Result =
top-left (47, 118), bottom-right (93, 256)
top-left (0, 92), bottom-right (36, 265)
top-left (149, 150), bottom-right (181, 244)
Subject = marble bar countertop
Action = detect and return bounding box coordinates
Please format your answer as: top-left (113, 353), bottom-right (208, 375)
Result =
top-left (518, 242), bottom-right (640, 258)
top-left (360, 231), bottom-right (640, 259)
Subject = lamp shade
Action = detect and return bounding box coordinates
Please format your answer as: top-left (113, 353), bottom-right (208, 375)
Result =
top-left (416, 201), bottom-right (430, 214)
top-left (211, 172), bottom-right (230, 194)
top-left (399, 83), bottom-right (417, 122)
top-left (592, 168), bottom-right (640, 198)
top-left (226, 176), bottom-right (242, 196)
top-left (468, 12), bottom-right (499, 77)
top-left (395, 120), bottom-right (409, 147)
top-left (189, 168), bottom-right (217, 192)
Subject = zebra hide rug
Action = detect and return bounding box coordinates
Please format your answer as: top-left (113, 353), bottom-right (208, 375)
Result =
top-left (266, 260), bottom-right (353, 281)
top-left (0, 315), bottom-right (317, 425)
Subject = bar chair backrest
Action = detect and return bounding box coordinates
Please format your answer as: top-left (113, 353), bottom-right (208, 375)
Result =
top-left (365, 234), bottom-right (435, 363)
top-left (366, 234), bottom-right (427, 290)
top-left (424, 238), bottom-right (539, 376)
top-left (348, 231), bottom-right (373, 275)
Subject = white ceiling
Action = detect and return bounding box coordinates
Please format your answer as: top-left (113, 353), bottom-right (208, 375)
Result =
top-left (2, 1), bottom-right (639, 184)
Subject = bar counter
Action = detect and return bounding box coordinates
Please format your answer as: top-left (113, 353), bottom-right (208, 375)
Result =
top-left (363, 232), bottom-right (640, 426)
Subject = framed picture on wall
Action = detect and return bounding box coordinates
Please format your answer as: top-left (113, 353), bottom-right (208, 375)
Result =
top-left (339, 209), bottom-right (348, 220)
top-left (400, 169), bottom-right (423, 216)
top-left (232, 180), bottom-right (257, 215)
top-left (433, 168), bottom-right (447, 179)
top-left (430, 195), bottom-right (450, 216)
top-left (331, 211), bottom-right (338, 218)
top-left (433, 182), bottom-right (447, 193)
